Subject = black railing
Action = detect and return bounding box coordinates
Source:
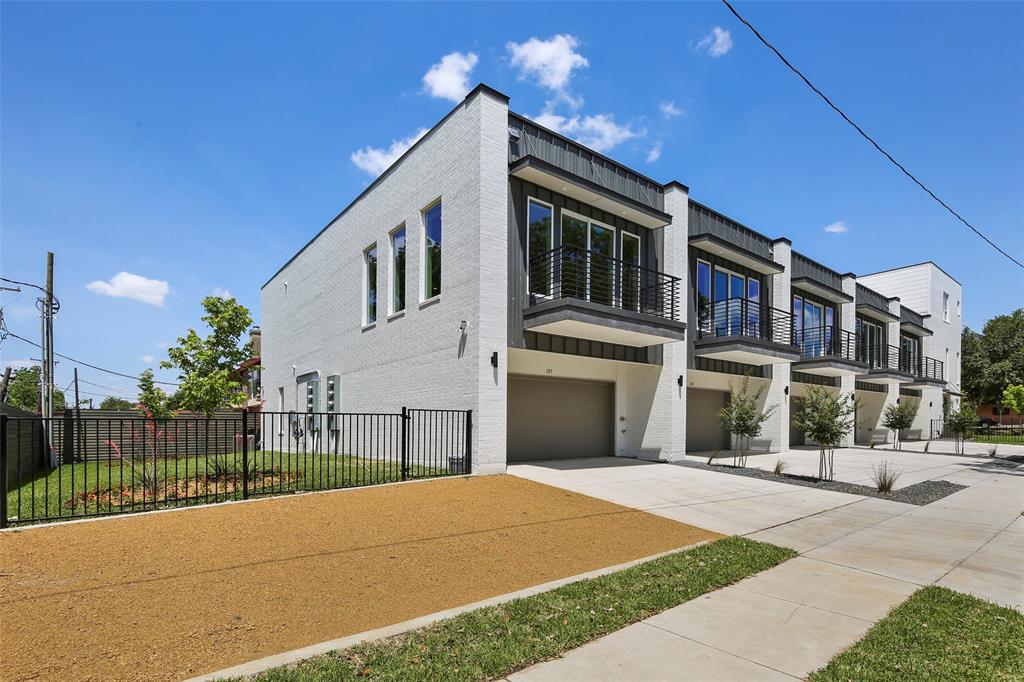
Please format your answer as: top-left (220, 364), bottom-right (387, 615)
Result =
top-left (697, 297), bottom-right (797, 347)
top-left (529, 245), bottom-right (681, 321)
top-left (857, 343), bottom-right (906, 372)
top-left (795, 326), bottom-right (859, 363)
top-left (931, 418), bottom-right (1023, 443)
top-left (0, 409), bottom-right (472, 527)
top-left (901, 354), bottom-right (944, 381)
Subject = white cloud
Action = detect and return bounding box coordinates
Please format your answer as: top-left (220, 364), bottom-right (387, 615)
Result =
top-left (823, 220), bottom-right (848, 234)
top-left (86, 272), bottom-right (170, 306)
top-left (646, 141), bottom-right (663, 163)
top-left (422, 51), bottom-right (479, 102)
top-left (507, 34), bottom-right (589, 95)
top-left (659, 101), bottom-right (683, 119)
top-left (530, 112), bottom-right (643, 153)
top-left (351, 128), bottom-right (428, 177)
top-left (139, 354), bottom-right (156, 364)
top-left (695, 27), bottom-right (733, 57)
top-left (211, 287), bottom-right (233, 299)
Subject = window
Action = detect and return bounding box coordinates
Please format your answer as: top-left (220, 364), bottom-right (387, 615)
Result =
top-left (696, 260), bottom-right (711, 331)
top-left (957, 298), bottom-right (961, 318)
top-left (390, 226), bottom-right (406, 313)
top-left (527, 199), bottom-right (553, 297)
top-left (857, 317), bottom-right (883, 366)
top-left (423, 202), bottom-right (442, 299)
top-left (943, 292), bottom-right (950, 322)
top-left (364, 244), bottom-right (378, 324)
top-left (620, 232), bottom-right (641, 311)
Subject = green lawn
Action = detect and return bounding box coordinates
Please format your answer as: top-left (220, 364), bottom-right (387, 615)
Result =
top-left (251, 537), bottom-right (796, 682)
top-left (5, 451), bottom-right (446, 523)
top-left (811, 586), bottom-right (1024, 682)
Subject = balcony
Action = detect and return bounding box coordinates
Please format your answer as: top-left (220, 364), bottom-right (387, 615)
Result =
top-left (523, 245), bottom-right (686, 347)
top-left (792, 327), bottom-right (868, 377)
top-left (905, 355), bottom-right (945, 387)
top-left (857, 344), bottom-right (915, 385)
top-left (694, 297), bottom-right (801, 365)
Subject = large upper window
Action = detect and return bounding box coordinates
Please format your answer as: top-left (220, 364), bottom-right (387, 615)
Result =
top-left (527, 199), bottom-right (553, 296)
top-left (390, 226), bottom-right (406, 313)
top-left (423, 202), bottom-right (442, 299)
top-left (364, 244), bottom-right (377, 324)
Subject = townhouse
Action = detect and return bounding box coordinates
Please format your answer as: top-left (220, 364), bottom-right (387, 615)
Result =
top-left (261, 83), bottom-right (962, 473)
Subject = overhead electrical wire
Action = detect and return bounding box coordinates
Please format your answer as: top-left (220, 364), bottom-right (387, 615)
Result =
top-left (5, 331), bottom-right (180, 387)
top-left (721, 0), bottom-right (1024, 270)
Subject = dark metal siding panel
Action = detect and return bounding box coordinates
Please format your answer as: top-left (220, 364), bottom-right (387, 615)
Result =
top-left (687, 202), bottom-right (773, 259)
top-left (693, 356), bottom-right (766, 378)
top-left (900, 305), bottom-right (926, 328)
top-left (856, 283), bottom-right (890, 312)
top-left (792, 372), bottom-right (839, 387)
top-left (508, 115), bottom-right (664, 212)
top-left (792, 252), bottom-right (843, 291)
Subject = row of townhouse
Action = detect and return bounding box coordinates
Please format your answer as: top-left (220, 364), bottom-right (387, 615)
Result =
top-left (261, 84), bottom-right (962, 473)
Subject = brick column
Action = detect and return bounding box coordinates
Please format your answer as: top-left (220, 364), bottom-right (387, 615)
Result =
top-left (763, 238), bottom-right (792, 453)
top-left (838, 273), bottom-right (857, 447)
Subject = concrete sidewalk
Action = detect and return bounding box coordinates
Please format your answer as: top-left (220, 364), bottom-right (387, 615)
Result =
top-left (509, 456), bottom-right (1023, 680)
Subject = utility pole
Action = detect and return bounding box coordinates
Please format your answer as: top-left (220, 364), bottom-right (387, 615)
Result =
top-left (40, 252), bottom-right (56, 467)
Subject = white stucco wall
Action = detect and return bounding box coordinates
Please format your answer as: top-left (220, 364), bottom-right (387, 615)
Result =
top-left (260, 87), bottom-right (509, 474)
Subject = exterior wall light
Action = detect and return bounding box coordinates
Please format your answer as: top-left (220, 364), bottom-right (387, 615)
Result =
top-left (491, 351), bottom-right (498, 368)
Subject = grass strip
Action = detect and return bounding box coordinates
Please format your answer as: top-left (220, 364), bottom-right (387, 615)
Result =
top-left (252, 536), bottom-right (795, 681)
top-left (811, 586), bottom-right (1024, 682)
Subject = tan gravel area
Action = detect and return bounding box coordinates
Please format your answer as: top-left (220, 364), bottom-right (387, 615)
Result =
top-left (0, 474), bottom-right (719, 681)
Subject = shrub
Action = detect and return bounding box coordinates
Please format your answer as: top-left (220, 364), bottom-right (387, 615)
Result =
top-left (870, 460), bottom-right (902, 493)
top-left (793, 386), bottom-right (857, 482)
top-left (773, 459), bottom-right (788, 476)
top-left (719, 375), bottom-right (777, 467)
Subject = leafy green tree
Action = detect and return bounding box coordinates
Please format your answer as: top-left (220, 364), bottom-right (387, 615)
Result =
top-left (793, 386), bottom-right (857, 482)
top-left (99, 396), bottom-right (136, 410)
top-left (962, 309), bottom-right (1024, 406)
top-left (946, 400), bottom-right (978, 455)
top-left (881, 399), bottom-right (919, 451)
top-left (161, 296), bottom-right (253, 415)
top-left (1001, 385), bottom-right (1024, 415)
top-left (719, 375), bottom-right (777, 467)
top-left (136, 369), bottom-right (172, 420)
top-left (4, 366), bottom-right (65, 412)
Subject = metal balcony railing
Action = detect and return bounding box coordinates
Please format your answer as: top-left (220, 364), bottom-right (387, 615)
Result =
top-left (528, 245), bottom-right (681, 321)
top-left (900, 354), bottom-right (944, 381)
top-left (697, 297), bottom-right (797, 347)
top-left (857, 343), bottom-right (907, 372)
top-left (795, 326), bottom-right (859, 363)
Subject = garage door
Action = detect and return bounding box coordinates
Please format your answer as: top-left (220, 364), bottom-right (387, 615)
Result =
top-left (508, 376), bottom-right (614, 462)
top-left (686, 388), bottom-right (727, 452)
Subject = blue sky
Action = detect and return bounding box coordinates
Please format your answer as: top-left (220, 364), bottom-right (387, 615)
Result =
top-left (2, 1), bottom-right (1022, 402)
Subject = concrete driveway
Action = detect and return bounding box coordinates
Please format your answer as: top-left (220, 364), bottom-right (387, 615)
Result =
top-left (509, 454), bottom-right (1024, 680)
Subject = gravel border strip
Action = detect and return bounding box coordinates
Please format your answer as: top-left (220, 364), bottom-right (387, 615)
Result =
top-left (678, 459), bottom-right (970, 506)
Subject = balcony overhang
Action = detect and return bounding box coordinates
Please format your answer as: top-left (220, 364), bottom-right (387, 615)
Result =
top-left (523, 298), bottom-right (686, 347)
top-left (792, 357), bottom-right (869, 377)
top-left (792, 277), bottom-right (853, 304)
top-left (510, 156), bottom-right (671, 230)
top-left (900, 321), bottom-right (933, 336)
top-left (688, 234), bottom-right (784, 275)
top-left (694, 336), bottom-right (800, 365)
top-left (856, 303), bottom-right (899, 323)
top-left (906, 376), bottom-right (945, 388)
top-left (858, 369), bottom-right (915, 385)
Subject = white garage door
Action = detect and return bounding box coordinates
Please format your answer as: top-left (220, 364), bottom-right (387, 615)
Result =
top-left (508, 376), bottom-right (614, 462)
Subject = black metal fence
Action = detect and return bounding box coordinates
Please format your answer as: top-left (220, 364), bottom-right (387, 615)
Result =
top-left (930, 418), bottom-right (1024, 444)
top-left (698, 297), bottom-right (796, 347)
top-left (795, 326), bottom-right (859, 363)
top-left (0, 408), bottom-right (472, 527)
top-left (529, 245), bottom-right (681, 321)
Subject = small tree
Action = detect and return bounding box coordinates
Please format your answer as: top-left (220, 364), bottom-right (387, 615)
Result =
top-left (719, 375), bottom-right (777, 467)
top-left (99, 396), bottom-right (135, 410)
top-left (4, 366), bottom-right (66, 412)
top-left (880, 399), bottom-right (919, 451)
top-left (1001, 384), bottom-right (1024, 416)
top-left (793, 386), bottom-right (857, 482)
top-left (161, 296), bottom-right (253, 416)
top-left (946, 400), bottom-right (977, 455)
top-left (136, 369), bottom-right (172, 420)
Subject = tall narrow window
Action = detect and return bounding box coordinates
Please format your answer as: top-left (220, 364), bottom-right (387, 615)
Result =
top-left (364, 244), bottom-right (377, 324)
top-left (696, 260), bottom-right (711, 332)
top-left (527, 199), bottom-right (553, 296)
top-left (391, 226), bottom-right (406, 313)
top-left (943, 292), bottom-right (950, 322)
top-left (423, 202), bottom-right (442, 299)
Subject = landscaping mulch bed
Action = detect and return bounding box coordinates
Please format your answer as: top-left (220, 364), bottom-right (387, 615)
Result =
top-left (0, 475), bottom-right (720, 682)
top-left (681, 460), bottom-right (968, 506)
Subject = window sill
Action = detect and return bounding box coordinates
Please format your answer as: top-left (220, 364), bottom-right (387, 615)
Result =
top-left (420, 295), bottom-right (441, 309)
top-left (387, 310), bottom-right (406, 322)
top-left (361, 321), bottom-right (377, 332)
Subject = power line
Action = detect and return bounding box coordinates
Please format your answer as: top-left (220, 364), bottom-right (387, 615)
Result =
top-left (5, 332), bottom-right (180, 387)
top-left (721, 0), bottom-right (1024, 271)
